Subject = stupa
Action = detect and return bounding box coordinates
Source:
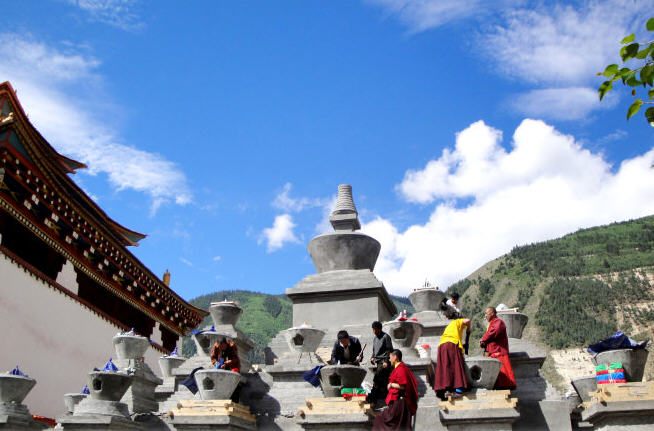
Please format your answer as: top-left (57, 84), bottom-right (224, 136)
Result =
top-left (407, 286), bottom-right (449, 361)
top-left (253, 185), bottom-right (396, 429)
top-left (268, 184), bottom-right (397, 363)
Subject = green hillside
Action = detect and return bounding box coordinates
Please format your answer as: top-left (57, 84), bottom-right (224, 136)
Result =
top-left (182, 290), bottom-right (413, 363)
top-left (448, 215), bottom-right (654, 383)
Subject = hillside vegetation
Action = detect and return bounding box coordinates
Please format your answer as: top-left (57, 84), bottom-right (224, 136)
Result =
top-left (183, 290), bottom-right (414, 363)
top-left (448, 215), bottom-right (654, 382)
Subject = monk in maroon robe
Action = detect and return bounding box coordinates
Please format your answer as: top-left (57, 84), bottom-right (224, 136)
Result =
top-left (210, 338), bottom-right (241, 373)
top-left (480, 307), bottom-right (516, 390)
top-left (372, 349), bottom-right (419, 430)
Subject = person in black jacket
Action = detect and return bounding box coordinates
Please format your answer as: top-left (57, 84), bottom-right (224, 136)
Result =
top-left (367, 321), bottom-right (393, 405)
top-left (330, 330), bottom-right (363, 365)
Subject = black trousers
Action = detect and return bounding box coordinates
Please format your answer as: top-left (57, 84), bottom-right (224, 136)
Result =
top-left (368, 363), bottom-right (392, 403)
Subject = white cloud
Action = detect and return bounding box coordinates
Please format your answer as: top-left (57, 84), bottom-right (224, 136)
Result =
top-left (272, 182), bottom-right (326, 212)
top-left (482, 1), bottom-right (648, 86)
top-left (212, 255), bottom-right (222, 262)
top-left (271, 182), bottom-right (337, 234)
top-left (0, 34), bottom-right (191, 213)
top-left (370, 0), bottom-right (648, 120)
top-left (260, 214), bottom-right (300, 252)
top-left (366, 0), bottom-right (484, 32)
top-left (480, 1), bottom-right (648, 119)
top-left (367, 119), bottom-right (654, 296)
top-left (67, 0), bottom-right (143, 30)
top-left (509, 87), bottom-right (619, 121)
top-left (179, 257), bottom-right (193, 267)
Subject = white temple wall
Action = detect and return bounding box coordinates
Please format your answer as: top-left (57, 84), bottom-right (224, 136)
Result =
top-left (0, 252), bottom-right (164, 418)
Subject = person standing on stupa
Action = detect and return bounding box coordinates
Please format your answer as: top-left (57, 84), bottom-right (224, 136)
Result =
top-left (480, 307), bottom-right (516, 390)
top-left (433, 309), bottom-right (470, 400)
top-left (367, 321), bottom-right (394, 404)
top-left (372, 349), bottom-right (419, 430)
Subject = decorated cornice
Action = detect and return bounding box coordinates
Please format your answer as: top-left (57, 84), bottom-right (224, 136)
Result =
top-left (0, 82), bottom-right (206, 335)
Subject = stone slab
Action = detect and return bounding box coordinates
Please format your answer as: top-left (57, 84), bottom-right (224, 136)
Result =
top-left (171, 414), bottom-right (256, 430)
top-left (56, 414), bottom-right (140, 430)
top-left (581, 399), bottom-right (654, 424)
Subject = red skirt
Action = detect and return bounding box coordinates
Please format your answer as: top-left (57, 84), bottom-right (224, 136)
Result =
top-left (434, 342), bottom-right (468, 391)
top-left (372, 399), bottom-right (412, 430)
top-left (491, 353), bottom-right (516, 390)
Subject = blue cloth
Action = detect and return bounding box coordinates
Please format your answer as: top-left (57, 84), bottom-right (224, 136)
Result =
top-left (587, 331), bottom-right (649, 355)
top-left (170, 347), bottom-right (179, 356)
top-left (102, 358), bottom-right (118, 372)
top-left (596, 372), bottom-right (625, 382)
top-left (214, 358), bottom-right (225, 369)
top-left (189, 325), bottom-right (216, 335)
top-left (302, 366), bottom-right (323, 387)
top-left (10, 366), bottom-right (27, 377)
top-left (81, 385), bottom-right (90, 395)
top-left (181, 367), bottom-right (204, 394)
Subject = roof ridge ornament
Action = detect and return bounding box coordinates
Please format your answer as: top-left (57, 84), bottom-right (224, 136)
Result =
top-left (329, 184), bottom-right (361, 231)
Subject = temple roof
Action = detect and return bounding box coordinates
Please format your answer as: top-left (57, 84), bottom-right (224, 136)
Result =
top-left (0, 81), bottom-right (144, 247)
top-left (0, 81), bottom-right (207, 335)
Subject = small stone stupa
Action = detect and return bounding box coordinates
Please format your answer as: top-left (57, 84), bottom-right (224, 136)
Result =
top-left (408, 286), bottom-right (449, 361)
top-left (0, 367), bottom-right (43, 430)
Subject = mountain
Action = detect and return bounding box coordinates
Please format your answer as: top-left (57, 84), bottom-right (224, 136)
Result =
top-left (448, 214), bottom-right (654, 387)
top-left (182, 290), bottom-right (414, 363)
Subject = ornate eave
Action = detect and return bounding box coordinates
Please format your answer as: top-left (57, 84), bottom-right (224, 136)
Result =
top-left (0, 81), bottom-right (207, 336)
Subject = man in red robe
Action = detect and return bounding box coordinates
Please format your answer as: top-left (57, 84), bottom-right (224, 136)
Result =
top-left (480, 307), bottom-right (516, 390)
top-left (372, 349), bottom-right (419, 430)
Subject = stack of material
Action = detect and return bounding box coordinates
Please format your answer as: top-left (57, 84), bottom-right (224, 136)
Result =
top-left (438, 389), bottom-right (520, 430)
top-left (579, 382), bottom-right (654, 429)
top-left (595, 362), bottom-right (626, 385)
top-left (296, 397), bottom-right (372, 430)
top-left (169, 400), bottom-right (256, 430)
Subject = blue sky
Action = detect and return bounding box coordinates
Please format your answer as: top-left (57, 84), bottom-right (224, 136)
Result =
top-left (2, 1), bottom-right (654, 299)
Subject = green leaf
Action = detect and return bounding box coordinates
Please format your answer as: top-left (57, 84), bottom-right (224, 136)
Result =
top-left (641, 64), bottom-right (654, 86)
top-left (647, 18), bottom-right (654, 31)
top-left (598, 80), bottom-right (613, 101)
top-left (602, 64), bottom-right (619, 77)
top-left (626, 76), bottom-right (642, 87)
top-left (621, 33), bottom-right (635, 44)
top-left (646, 107), bottom-right (654, 126)
top-left (648, 89), bottom-right (654, 100)
top-left (621, 70), bottom-right (636, 84)
top-left (636, 45), bottom-right (652, 59)
top-left (627, 99), bottom-right (643, 120)
top-left (621, 43), bottom-right (640, 61)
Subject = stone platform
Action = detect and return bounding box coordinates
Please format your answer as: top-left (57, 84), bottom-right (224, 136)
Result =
top-left (579, 382), bottom-right (654, 430)
top-left (296, 397), bottom-right (372, 430)
top-left (438, 389), bottom-right (519, 431)
top-left (168, 400), bottom-right (256, 430)
top-left (0, 402), bottom-right (46, 430)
